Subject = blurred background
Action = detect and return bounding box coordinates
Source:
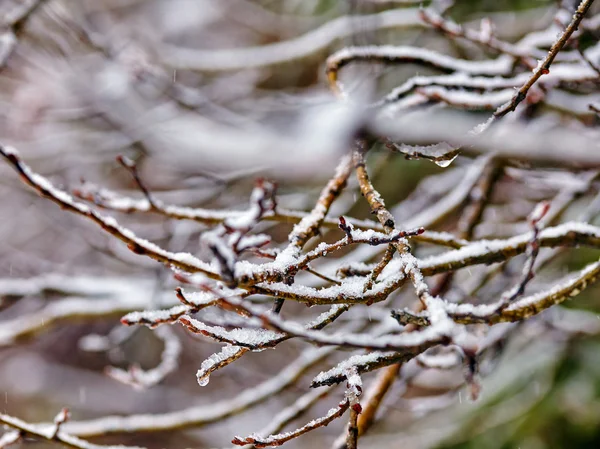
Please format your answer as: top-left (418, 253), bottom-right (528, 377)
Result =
top-left (0, 0), bottom-right (599, 448)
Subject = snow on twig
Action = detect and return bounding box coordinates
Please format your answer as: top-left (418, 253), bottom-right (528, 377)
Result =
top-left (105, 326), bottom-right (182, 389)
top-left (0, 411), bottom-right (144, 449)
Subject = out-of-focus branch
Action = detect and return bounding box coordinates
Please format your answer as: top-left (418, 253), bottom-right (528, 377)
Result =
top-left (0, 0), bottom-right (48, 68)
top-left (369, 112), bottom-right (600, 168)
top-left (48, 348), bottom-right (333, 437)
top-left (0, 410), bottom-right (144, 449)
top-left (161, 8), bottom-right (423, 71)
top-left (236, 388), bottom-right (335, 449)
top-left (480, 0), bottom-right (596, 130)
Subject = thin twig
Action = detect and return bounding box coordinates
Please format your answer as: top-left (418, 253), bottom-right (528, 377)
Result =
top-left (485, 0), bottom-right (596, 127)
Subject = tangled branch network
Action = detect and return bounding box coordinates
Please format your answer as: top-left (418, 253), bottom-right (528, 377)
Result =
top-left (1, 0), bottom-right (600, 448)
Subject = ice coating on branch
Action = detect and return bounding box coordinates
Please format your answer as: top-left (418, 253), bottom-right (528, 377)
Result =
top-left (1, 145), bottom-right (19, 157)
top-left (389, 141), bottom-right (459, 167)
top-left (533, 58), bottom-right (545, 73)
top-left (178, 290), bottom-right (223, 307)
top-left (255, 276), bottom-right (368, 302)
top-left (0, 409), bottom-right (146, 449)
top-left (74, 179), bottom-right (265, 223)
top-left (420, 86), bottom-right (515, 109)
top-left (218, 297), bottom-right (450, 350)
top-left (403, 257), bottom-right (600, 324)
top-left (417, 350), bottom-right (462, 370)
top-left (505, 259), bottom-right (600, 311)
top-left (0, 288), bottom-right (165, 347)
top-left (289, 201), bottom-right (328, 242)
top-left (442, 301), bottom-right (497, 318)
top-left (0, 273), bottom-right (137, 298)
top-left (174, 285), bottom-right (452, 353)
top-left (188, 303), bottom-right (348, 388)
top-left (535, 221), bottom-right (600, 239)
top-left (400, 252), bottom-right (429, 300)
top-left (196, 345), bottom-right (243, 386)
top-left (381, 72), bottom-right (532, 105)
top-left (202, 229), bottom-right (237, 281)
top-left (288, 154), bottom-right (351, 244)
top-left (74, 181), bottom-right (152, 212)
top-left (179, 315), bottom-right (284, 346)
top-left (312, 352), bottom-right (395, 386)
top-left (235, 233), bottom-right (270, 252)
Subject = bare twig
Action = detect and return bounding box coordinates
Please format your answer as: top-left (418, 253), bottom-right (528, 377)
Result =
top-left (0, 411), bottom-right (144, 449)
top-left (481, 0), bottom-right (596, 129)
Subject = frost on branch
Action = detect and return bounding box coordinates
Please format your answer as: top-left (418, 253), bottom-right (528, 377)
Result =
top-left (1, 1), bottom-right (600, 448)
top-left (232, 366), bottom-right (362, 448)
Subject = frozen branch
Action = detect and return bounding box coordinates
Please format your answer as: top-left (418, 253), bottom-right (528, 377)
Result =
top-left (0, 411), bottom-right (144, 449)
top-left (0, 146), bottom-right (218, 279)
top-left (234, 388), bottom-right (334, 449)
top-left (479, 0), bottom-right (596, 130)
top-left (162, 8), bottom-right (422, 71)
top-left (394, 258), bottom-right (600, 326)
top-left (105, 326), bottom-right (182, 389)
top-left (2, 4), bottom-right (600, 447)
